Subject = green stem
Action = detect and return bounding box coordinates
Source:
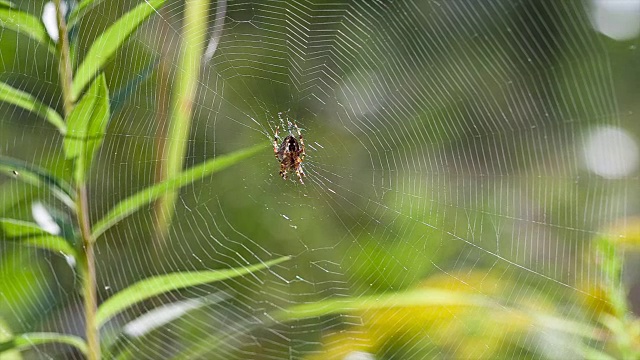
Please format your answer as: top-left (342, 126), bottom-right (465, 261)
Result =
top-left (55, 1), bottom-right (98, 358)
top-left (55, 0), bottom-right (74, 116)
top-left (154, 0), bottom-right (209, 244)
top-left (78, 184), bottom-right (99, 360)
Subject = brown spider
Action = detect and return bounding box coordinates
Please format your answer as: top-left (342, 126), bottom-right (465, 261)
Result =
top-left (273, 120), bottom-right (306, 184)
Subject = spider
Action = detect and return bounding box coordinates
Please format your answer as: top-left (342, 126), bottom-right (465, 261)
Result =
top-left (273, 119), bottom-right (306, 184)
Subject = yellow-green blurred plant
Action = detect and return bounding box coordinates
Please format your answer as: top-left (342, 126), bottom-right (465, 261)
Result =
top-left (581, 218), bottom-right (640, 359)
top-left (279, 221), bottom-right (640, 359)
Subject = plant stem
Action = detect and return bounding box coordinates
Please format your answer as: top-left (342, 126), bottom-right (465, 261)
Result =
top-left (55, 1), bottom-right (99, 359)
top-left (55, 0), bottom-right (74, 116)
top-left (78, 184), bottom-right (99, 360)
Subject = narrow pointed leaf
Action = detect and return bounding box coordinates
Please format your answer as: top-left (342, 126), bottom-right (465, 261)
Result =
top-left (0, 8), bottom-right (55, 53)
top-left (97, 256), bottom-right (290, 327)
top-left (64, 74), bottom-right (110, 184)
top-left (1, 218), bottom-right (51, 237)
top-left (279, 288), bottom-right (602, 340)
top-left (67, 0), bottom-right (104, 28)
top-left (92, 143), bottom-right (265, 239)
top-left (72, 0), bottom-right (165, 100)
top-left (0, 81), bottom-right (66, 134)
top-left (22, 235), bottom-right (76, 257)
top-left (281, 288), bottom-right (490, 320)
top-left (0, 333), bottom-right (87, 356)
top-left (0, 219), bottom-right (76, 257)
top-left (0, 156), bottom-right (75, 209)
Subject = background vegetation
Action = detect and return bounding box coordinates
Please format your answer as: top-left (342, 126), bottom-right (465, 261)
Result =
top-left (0, 0), bottom-right (638, 359)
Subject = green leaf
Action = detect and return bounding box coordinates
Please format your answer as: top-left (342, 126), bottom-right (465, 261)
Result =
top-left (0, 333), bottom-right (87, 356)
top-left (0, 8), bottom-right (55, 53)
top-left (281, 288), bottom-right (491, 320)
top-left (0, 156), bottom-right (75, 209)
top-left (72, 0), bottom-right (165, 101)
top-left (1, 218), bottom-right (51, 237)
top-left (0, 219), bottom-right (76, 257)
top-left (0, 1), bottom-right (15, 8)
top-left (0, 81), bottom-right (66, 134)
top-left (97, 256), bottom-right (290, 327)
top-left (91, 143), bottom-right (265, 239)
top-left (64, 74), bottom-right (110, 184)
top-left (21, 235), bottom-right (76, 257)
top-left (279, 288), bottom-right (602, 341)
top-left (67, 0), bottom-right (104, 28)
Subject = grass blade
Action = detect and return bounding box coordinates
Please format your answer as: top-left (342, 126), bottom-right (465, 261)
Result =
top-left (71, 0), bottom-right (165, 101)
top-left (0, 1), bottom-right (14, 8)
top-left (0, 81), bottom-right (66, 134)
top-left (0, 333), bottom-right (87, 356)
top-left (0, 8), bottom-right (55, 53)
top-left (97, 256), bottom-right (290, 327)
top-left (91, 143), bottom-right (265, 239)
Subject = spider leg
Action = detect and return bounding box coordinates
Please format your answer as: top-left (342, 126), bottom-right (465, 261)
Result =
top-left (294, 156), bottom-right (306, 184)
top-left (279, 163), bottom-right (288, 180)
top-left (273, 126), bottom-right (280, 158)
top-left (296, 165), bottom-right (305, 184)
top-left (293, 122), bottom-right (305, 157)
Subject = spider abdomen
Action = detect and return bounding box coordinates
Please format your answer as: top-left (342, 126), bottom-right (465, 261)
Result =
top-left (272, 121), bottom-right (306, 184)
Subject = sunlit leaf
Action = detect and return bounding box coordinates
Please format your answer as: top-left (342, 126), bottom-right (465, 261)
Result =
top-left (0, 8), bottom-right (55, 53)
top-left (64, 74), bottom-right (110, 184)
top-left (71, 0), bottom-right (165, 101)
top-left (0, 156), bottom-right (75, 209)
top-left (281, 288), bottom-right (490, 320)
top-left (96, 256), bottom-right (290, 327)
top-left (91, 143), bottom-right (265, 239)
top-left (279, 288), bottom-right (602, 341)
top-left (0, 81), bottom-right (66, 134)
top-left (0, 332), bottom-right (87, 356)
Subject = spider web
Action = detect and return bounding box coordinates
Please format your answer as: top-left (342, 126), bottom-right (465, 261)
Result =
top-left (0, 0), bottom-right (638, 359)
